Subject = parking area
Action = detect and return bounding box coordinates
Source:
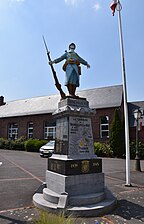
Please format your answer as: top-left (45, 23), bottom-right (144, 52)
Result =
top-left (0, 149), bottom-right (144, 224)
top-left (0, 149), bottom-right (46, 212)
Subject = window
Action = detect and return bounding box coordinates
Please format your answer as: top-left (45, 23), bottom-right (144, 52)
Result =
top-left (27, 122), bottom-right (33, 139)
top-left (100, 116), bottom-right (109, 138)
top-left (8, 123), bottom-right (18, 140)
top-left (44, 122), bottom-right (56, 140)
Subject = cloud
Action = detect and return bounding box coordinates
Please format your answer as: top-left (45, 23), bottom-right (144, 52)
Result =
top-left (0, 0), bottom-right (25, 6)
top-left (93, 3), bottom-right (101, 11)
top-left (64, 0), bottom-right (101, 11)
top-left (64, 0), bottom-right (84, 6)
top-left (11, 0), bottom-right (25, 2)
top-left (0, 0), bottom-right (25, 10)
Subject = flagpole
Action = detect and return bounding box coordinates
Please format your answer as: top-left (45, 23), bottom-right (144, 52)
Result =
top-left (116, 0), bottom-right (131, 186)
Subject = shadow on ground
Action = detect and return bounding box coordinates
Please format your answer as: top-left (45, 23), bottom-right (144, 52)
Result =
top-left (110, 199), bottom-right (144, 222)
top-left (0, 214), bottom-right (29, 224)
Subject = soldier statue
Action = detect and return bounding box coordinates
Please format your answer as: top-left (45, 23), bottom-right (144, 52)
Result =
top-left (49, 43), bottom-right (90, 97)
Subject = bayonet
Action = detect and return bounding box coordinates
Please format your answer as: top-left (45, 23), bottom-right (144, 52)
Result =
top-left (42, 36), bottom-right (65, 99)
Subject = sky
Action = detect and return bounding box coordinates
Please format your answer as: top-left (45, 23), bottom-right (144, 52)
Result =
top-left (0, 0), bottom-right (144, 103)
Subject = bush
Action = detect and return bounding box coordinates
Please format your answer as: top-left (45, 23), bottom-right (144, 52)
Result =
top-left (0, 137), bottom-right (47, 152)
top-left (94, 142), bottom-right (102, 156)
top-left (130, 141), bottom-right (144, 159)
top-left (109, 109), bottom-right (125, 157)
top-left (24, 139), bottom-right (47, 152)
top-left (0, 138), bottom-right (11, 149)
top-left (94, 142), bottom-right (113, 157)
top-left (0, 138), bottom-right (6, 149)
top-left (0, 137), bottom-right (26, 150)
top-left (10, 136), bottom-right (26, 151)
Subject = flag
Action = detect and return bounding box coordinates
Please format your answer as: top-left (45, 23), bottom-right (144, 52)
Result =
top-left (110, 0), bottom-right (118, 16)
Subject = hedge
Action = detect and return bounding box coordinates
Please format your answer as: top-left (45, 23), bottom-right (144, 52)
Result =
top-left (0, 137), bottom-right (144, 159)
top-left (94, 142), bottom-right (114, 157)
top-left (0, 137), bottom-right (47, 152)
top-left (24, 139), bottom-right (47, 152)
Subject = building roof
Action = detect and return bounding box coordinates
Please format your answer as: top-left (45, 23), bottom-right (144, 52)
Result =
top-left (80, 85), bottom-right (123, 109)
top-left (0, 85), bottom-right (123, 118)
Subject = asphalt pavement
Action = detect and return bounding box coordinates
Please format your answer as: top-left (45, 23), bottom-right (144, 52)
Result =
top-left (0, 149), bottom-right (144, 224)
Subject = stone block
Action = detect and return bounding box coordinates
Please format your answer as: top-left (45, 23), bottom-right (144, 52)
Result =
top-left (46, 170), bottom-right (104, 196)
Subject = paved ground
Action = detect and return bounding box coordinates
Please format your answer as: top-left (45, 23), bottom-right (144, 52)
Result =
top-left (0, 149), bottom-right (144, 224)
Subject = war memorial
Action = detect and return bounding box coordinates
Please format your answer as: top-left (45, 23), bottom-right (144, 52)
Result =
top-left (33, 41), bottom-right (116, 216)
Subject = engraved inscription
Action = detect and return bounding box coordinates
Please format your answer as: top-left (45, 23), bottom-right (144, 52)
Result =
top-left (50, 161), bottom-right (61, 172)
top-left (66, 98), bottom-right (88, 108)
top-left (92, 162), bottom-right (100, 167)
top-left (69, 116), bottom-right (94, 154)
top-left (48, 159), bottom-right (102, 175)
top-left (71, 163), bottom-right (79, 168)
top-left (56, 117), bottom-right (68, 141)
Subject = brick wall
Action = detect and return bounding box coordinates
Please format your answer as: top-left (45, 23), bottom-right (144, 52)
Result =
top-left (130, 127), bottom-right (144, 143)
top-left (1, 104), bottom-right (141, 143)
top-left (0, 113), bottom-right (55, 140)
top-left (91, 106), bottom-right (123, 143)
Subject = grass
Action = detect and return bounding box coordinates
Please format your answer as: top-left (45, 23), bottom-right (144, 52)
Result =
top-left (33, 210), bottom-right (76, 224)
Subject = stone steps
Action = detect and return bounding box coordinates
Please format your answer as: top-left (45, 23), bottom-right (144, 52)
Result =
top-left (33, 189), bottom-right (116, 217)
top-left (67, 197), bottom-right (116, 217)
top-left (33, 193), bottom-right (57, 211)
top-left (43, 188), bottom-right (105, 206)
top-left (69, 192), bottom-right (105, 206)
top-left (43, 188), bottom-right (60, 204)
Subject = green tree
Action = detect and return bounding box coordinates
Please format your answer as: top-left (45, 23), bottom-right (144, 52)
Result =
top-left (110, 109), bottom-right (125, 157)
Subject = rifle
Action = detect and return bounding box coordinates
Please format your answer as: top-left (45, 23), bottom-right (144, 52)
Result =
top-left (42, 36), bottom-right (66, 99)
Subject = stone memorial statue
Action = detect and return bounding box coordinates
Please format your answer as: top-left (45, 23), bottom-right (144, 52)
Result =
top-left (34, 39), bottom-right (116, 216)
top-left (49, 43), bottom-right (90, 97)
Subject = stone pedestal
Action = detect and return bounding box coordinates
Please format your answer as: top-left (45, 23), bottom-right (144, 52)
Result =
top-left (33, 97), bottom-right (116, 216)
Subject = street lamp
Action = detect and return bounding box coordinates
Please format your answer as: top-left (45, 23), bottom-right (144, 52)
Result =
top-left (133, 109), bottom-right (142, 172)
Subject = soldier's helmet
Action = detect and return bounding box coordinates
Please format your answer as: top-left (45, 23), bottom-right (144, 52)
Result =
top-left (69, 43), bottom-right (76, 50)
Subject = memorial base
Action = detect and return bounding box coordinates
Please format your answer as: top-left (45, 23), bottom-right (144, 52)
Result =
top-left (33, 97), bottom-right (116, 216)
top-left (33, 157), bottom-right (116, 217)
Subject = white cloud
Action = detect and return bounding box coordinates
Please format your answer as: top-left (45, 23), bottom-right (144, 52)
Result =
top-left (64, 0), bottom-right (84, 6)
top-left (0, 0), bottom-right (25, 7)
top-left (11, 0), bottom-right (25, 2)
top-left (64, 0), bottom-right (101, 11)
top-left (93, 3), bottom-right (101, 11)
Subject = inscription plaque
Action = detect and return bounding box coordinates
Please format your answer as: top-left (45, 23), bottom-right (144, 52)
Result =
top-left (48, 158), bottom-right (102, 175)
top-left (55, 117), bottom-right (69, 154)
top-left (69, 116), bottom-right (94, 154)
